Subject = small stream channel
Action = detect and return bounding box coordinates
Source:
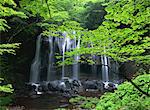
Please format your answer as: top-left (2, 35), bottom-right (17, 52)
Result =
top-left (13, 93), bottom-right (71, 110)
top-left (10, 90), bottom-right (102, 110)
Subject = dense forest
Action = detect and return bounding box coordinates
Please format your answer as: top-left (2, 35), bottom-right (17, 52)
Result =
top-left (0, 0), bottom-right (150, 110)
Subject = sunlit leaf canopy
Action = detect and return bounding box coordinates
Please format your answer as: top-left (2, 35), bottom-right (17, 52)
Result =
top-left (0, 0), bottom-right (150, 64)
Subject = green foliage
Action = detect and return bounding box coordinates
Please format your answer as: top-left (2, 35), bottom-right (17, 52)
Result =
top-left (69, 96), bottom-right (99, 109)
top-left (0, 96), bottom-right (12, 106)
top-left (1, 0), bottom-right (149, 64)
top-left (0, 78), bottom-right (13, 93)
top-left (0, 19), bottom-right (10, 31)
top-left (0, 0), bottom-right (27, 31)
top-left (0, 84), bottom-right (13, 93)
top-left (96, 74), bottom-right (150, 110)
top-left (20, 0), bottom-right (103, 34)
top-left (0, 43), bottom-right (20, 55)
top-left (0, 0), bottom-right (27, 55)
top-left (68, 74), bottom-right (150, 110)
top-left (101, 0), bottom-right (150, 64)
top-left (0, 0), bottom-right (149, 109)
top-left (68, 0), bottom-right (150, 64)
top-left (20, 0), bottom-right (74, 20)
top-left (0, 78), bottom-right (13, 109)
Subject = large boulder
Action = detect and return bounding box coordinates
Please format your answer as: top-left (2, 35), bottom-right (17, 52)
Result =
top-left (47, 80), bottom-right (61, 91)
top-left (39, 81), bottom-right (49, 92)
top-left (82, 80), bottom-right (98, 91)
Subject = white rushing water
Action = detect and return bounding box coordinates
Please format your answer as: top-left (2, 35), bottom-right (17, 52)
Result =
top-left (101, 55), bottom-right (109, 82)
top-left (72, 34), bottom-right (80, 80)
top-left (28, 31), bottom-right (80, 82)
top-left (47, 36), bottom-right (54, 81)
top-left (62, 32), bottom-right (67, 79)
top-left (30, 34), bottom-right (42, 83)
top-left (60, 31), bottom-right (80, 80)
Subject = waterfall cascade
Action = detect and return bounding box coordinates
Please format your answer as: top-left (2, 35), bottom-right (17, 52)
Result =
top-left (73, 34), bottom-right (80, 80)
top-left (30, 33), bottom-right (120, 83)
top-left (47, 36), bottom-right (54, 81)
top-left (28, 33), bottom-right (122, 95)
top-left (101, 55), bottom-right (109, 82)
top-left (30, 32), bottom-right (80, 83)
top-left (30, 34), bottom-right (42, 83)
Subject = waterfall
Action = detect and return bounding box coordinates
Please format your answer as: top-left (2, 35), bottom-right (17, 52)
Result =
top-left (29, 33), bottom-right (120, 84)
top-left (62, 34), bottom-right (67, 79)
top-left (55, 32), bottom-right (80, 80)
top-left (47, 36), bottom-right (54, 81)
top-left (101, 55), bottom-right (109, 82)
top-left (30, 34), bottom-right (42, 83)
top-left (72, 35), bottom-right (80, 80)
